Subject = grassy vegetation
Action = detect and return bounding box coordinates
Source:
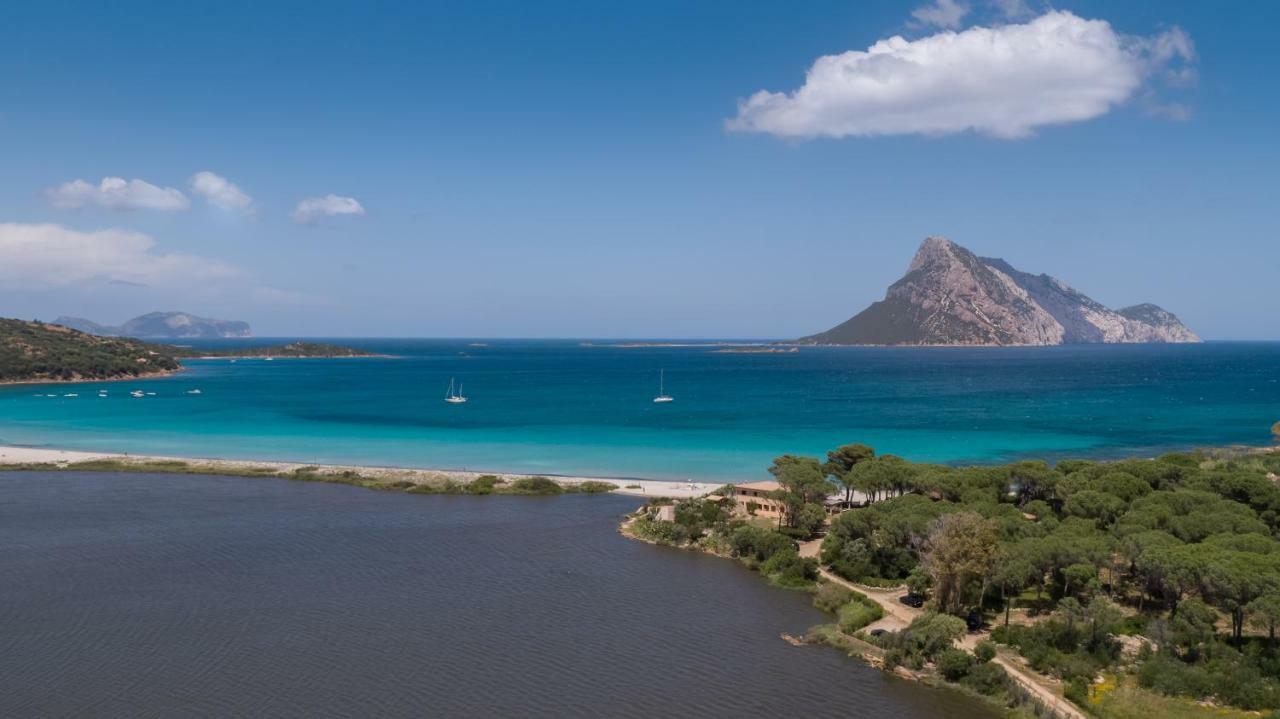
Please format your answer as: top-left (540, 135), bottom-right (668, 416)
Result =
top-left (1, 460), bottom-right (614, 497)
top-left (1089, 683), bottom-right (1260, 719)
top-left (0, 318), bottom-right (181, 383)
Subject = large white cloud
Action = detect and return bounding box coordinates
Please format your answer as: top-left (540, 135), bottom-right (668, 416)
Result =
top-left (189, 171), bottom-right (253, 211)
top-left (291, 194), bottom-right (365, 224)
top-left (46, 177), bottom-right (190, 211)
top-left (728, 11), bottom-right (1194, 140)
top-left (0, 223), bottom-right (239, 289)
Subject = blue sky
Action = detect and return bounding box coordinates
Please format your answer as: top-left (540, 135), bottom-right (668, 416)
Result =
top-left (0, 0), bottom-right (1276, 338)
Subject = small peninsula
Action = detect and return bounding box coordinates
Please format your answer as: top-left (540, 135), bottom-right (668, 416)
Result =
top-left (174, 342), bottom-right (380, 359)
top-left (0, 318), bottom-right (377, 384)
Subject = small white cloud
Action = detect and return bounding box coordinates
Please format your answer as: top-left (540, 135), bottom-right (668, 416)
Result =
top-left (0, 222), bottom-right (240, 289)
top-left (911, 0), bottom-right (969, 30)
top-left (46, 177), bottom-right (190, 212)
top-left (291, 194), bottom-right (365, 224)
top-left (189, 171), bottom-right (253, 211)
top-left (990, 0), bottom-right (1032, 20)
top-left (727, 10), bottom-right (1195, 140)
top-left (251, 286), bottom-right (326, 306)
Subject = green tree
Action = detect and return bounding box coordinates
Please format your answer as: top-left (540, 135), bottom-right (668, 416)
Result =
top-left (1247, 593), bottom-right (1280, 645)
top-left (923, 512), bottom-right (1001, 615)
top-left (1083, 597), bottom-right (1123, 651)
top-left (1200, 548), bottom-right (1280, 642)
top-left (992, 556), bottom-right (1038, 626)
top-left (768, 455), bottom-right (831, 529)
top-left (792, 502), bottom-right (828, 538)
top-left (1167, 597), bottom-right (1217, 660)
top-left (825, 443), bottom-right (875, 504)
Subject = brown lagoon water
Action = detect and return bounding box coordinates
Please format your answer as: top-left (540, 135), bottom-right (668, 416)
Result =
top-left (0, 472), bottom-right (996, 718)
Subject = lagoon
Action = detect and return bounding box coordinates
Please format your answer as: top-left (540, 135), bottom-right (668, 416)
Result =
top-left (0, 471), bottom-right (996, 718)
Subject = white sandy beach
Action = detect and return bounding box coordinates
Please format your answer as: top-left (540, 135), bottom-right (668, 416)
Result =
top-left (0, 445), bottom-right (722, 499)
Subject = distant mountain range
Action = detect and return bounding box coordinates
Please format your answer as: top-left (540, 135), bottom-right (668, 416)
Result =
top-left (800, 237), bottom-right (1200, 346)
top-left (54, 312), bottom-right (251, 339)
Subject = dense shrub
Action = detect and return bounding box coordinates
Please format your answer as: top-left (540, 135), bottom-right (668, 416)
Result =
top-left (760, 548), bottom-right (819, 588)
top-left (730, 525), bottom-right (795, 563)
top-left (509, 476), bottom-right (564, 495)
top-left (974, 639), bottom-right (997, 663)
top-left (936, 648), bottom-right (974, 681)
top-left (837, 598), bottom-right (883, 633)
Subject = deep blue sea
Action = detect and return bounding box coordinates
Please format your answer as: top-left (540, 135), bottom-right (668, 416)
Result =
top-left (2, 340), bottom-right (1278, 481)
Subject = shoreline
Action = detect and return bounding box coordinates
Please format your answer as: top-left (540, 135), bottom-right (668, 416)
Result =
top-left (0, 368), bottom-right (186, 387)
top-left (618, 504), bottom-right (1087, 719)
top-left (0, 445), bottom-right (724, 499)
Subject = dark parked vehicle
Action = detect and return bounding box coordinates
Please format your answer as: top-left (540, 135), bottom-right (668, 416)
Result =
top-left (868, 628), bottom-right (887, 637)
top-left (899, 593), bottom-right (925, 608)
top-left (966, 610), bottom-right (983, 632)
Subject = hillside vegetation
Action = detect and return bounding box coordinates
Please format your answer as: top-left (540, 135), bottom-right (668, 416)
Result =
top-left (1, 318), bottom-right (376, 383)
top-left (0, 319), bottom-right (181, 383)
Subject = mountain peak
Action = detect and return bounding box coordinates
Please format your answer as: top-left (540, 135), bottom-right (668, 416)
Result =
top-left (799, 238), bottom-right (1199, 346)
top-left (908, 236), bottom-right (960, 271)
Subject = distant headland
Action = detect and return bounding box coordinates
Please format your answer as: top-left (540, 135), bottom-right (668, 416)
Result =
top-left (54, 311), bottom-right (252, 339)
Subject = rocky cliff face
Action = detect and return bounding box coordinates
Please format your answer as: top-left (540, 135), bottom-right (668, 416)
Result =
top-left (800, 237), bottom-right (1200, 346)
top-left (54, 312), bottom-right (251, 339)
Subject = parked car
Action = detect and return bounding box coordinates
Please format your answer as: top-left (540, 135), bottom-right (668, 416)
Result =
top-left (868, 628), bottom-right (887, 637)
top-left (966, 610), bottom-right (983, 632)
top-left (899, 593), bottom-right (925, 608)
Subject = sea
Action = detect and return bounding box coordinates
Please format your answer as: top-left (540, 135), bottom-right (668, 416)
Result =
top-left (3, 339), bottom-right (1279, 480)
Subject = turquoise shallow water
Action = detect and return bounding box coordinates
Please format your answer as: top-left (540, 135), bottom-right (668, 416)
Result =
top-left (2, 340), bottom-right (1278, 481)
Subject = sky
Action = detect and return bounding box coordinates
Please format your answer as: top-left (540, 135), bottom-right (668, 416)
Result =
top-left (0, 0), bottom-right (1276, 339)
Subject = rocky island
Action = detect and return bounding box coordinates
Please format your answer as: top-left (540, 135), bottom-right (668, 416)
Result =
top-left (801, 237), bottom-right (1200, 346)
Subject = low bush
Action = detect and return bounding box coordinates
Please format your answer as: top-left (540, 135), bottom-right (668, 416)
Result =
top-left (509, 476), bottom-right (563, 495)
top-left (936, 648), bottom-right (974, 681)
top-left (974, 639), bottom-right (997, 663)
top-left (838, 599), bottom-right (884, 634)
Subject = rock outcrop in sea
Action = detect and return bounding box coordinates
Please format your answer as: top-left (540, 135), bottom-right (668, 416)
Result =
top-left (800, 237), bottom-right (1200, 346)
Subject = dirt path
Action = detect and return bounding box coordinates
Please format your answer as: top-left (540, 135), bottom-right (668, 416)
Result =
top-left (800, 542), bottom-right (1086, 719)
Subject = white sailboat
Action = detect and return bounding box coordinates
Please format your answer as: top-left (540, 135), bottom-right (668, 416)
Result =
top-left (652, 369), bottom-right (674, 403)
top-left (444, 377), bottom-right (468, 404)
